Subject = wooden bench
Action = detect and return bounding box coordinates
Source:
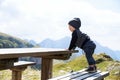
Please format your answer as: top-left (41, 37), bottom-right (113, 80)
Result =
top-left (0, 60), bottom-right (35, 80)
top-left (49, 69), bottom-right (109, 80)
top-left (10, 61), bottom-right (36, 80)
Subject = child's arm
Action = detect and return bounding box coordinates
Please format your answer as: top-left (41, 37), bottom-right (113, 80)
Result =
top-left (68, 30), bottom-right (78, 50)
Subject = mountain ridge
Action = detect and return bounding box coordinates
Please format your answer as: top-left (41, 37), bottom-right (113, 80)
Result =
top-left (0, 32), bottom-right (34, 48)
top-left (38, 36), bottom-right (120, 61)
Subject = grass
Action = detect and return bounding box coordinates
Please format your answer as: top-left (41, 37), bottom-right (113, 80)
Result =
top-left (0, 67), bottom-right (40, 80)
top-left (53, 53), bottom-right (120, 80)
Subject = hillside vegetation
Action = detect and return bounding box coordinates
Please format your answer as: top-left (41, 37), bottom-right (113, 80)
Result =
top-left (53, 53), bottom-right (120, 80)
top-left (0, 32), bottom-right (33, 48)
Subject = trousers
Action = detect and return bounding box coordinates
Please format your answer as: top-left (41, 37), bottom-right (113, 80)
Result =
top-left (83, 41), bottom-right (96, 65)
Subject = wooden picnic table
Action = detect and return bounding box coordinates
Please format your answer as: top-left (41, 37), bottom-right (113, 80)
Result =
top-left (0, 48), bottom-right (78, 80)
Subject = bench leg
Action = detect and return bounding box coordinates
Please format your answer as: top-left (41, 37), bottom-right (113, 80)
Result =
top-left (11, 67), bottom-right (27, 80)
top-left (41, 58), bottom-right (53, 80)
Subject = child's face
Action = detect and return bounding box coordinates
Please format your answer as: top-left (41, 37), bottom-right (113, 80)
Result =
top-left (69, 25), bottom-right (75, 32)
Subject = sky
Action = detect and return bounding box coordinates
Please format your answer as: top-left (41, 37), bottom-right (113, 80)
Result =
top-left (0, 0), bottom-right (120, 50)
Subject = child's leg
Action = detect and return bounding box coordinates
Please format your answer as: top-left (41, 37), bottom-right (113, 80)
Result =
top-left (84, 47), bottom-right (96, 66)
top-left (83, 46), bottom-right (97, 72)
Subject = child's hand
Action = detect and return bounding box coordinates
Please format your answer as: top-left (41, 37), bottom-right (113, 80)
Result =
top-left (69, 49), bottom-right (74, 51)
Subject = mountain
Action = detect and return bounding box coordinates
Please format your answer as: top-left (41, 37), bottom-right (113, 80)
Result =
top-left (94, 41), bottom-right (120, 61)
top-left (0, 32), bottom-right (34, 48)
top-left (40, 37), bottom-right (71, 48)
top-left (25, 39), bottom-right (37, 46)
top-left (29, 40), bottom-right (37, 45)
top-left (39, 36), bottom-right (120, 61)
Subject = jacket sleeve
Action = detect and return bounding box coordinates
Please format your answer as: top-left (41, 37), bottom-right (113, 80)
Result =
top-left (68, 30), bottom-right (78, 50)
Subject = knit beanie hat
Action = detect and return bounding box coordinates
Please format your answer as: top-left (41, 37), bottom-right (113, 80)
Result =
top-left (68, 18), bottom-right (81, 29)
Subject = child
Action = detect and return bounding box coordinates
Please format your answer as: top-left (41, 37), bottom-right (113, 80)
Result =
top-left (68, 18), bottom-right (97, 72)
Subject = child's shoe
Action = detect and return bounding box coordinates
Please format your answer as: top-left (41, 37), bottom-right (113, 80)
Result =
top-left (85, 66), bottom-right (97, 73)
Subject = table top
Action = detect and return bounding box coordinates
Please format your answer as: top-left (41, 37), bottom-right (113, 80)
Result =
top-left (0, 48), bottom-right (78, 59)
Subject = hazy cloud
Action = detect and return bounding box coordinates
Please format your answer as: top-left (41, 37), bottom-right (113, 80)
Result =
top-left (0, 0), bottom-right (120, 50)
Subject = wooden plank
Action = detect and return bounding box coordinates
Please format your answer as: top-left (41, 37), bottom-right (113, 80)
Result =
top-left (14, 61), bottom-right (36, 67)
top-left (0, 48), bottom-right (78, 59)
top-left (71, 71), bottom-right (101, 80)
top-left (0, 61), bottom-right (35, 70)
top-left (49, 70), bottom-right (102, 80)
top-left (49, 69), bottom-right (87, 80)
top-left (43, 54), bottom-right (72, 60)
top-left (49, 69), bottom-right (86, 80)
top-left (61, 71), bottom-right (101, 80)
top-left (84, 72), bottom-right (109, 80)
top-left (41, 58), bottom-right (53, 80)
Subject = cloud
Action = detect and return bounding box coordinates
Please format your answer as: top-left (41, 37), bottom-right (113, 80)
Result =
top-left (0, 0), bottom-right (120, 50)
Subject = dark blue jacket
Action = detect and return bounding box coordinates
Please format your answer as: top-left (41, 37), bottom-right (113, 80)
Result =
top-left (68, 29), bottom-right (96, 50)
